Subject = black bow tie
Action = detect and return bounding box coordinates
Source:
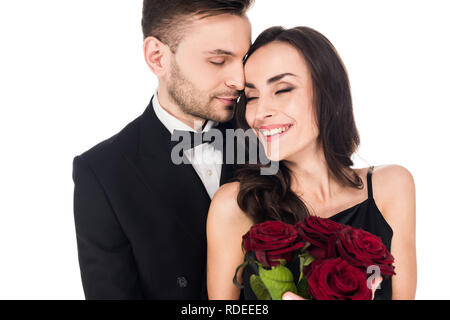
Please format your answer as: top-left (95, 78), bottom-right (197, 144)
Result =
top-left (171, 129), bottom-right (215, 150)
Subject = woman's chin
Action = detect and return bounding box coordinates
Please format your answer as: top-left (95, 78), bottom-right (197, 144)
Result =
top-left (263, 149), bottom-right (285, 162)
top-left (259, 138), bottom-right (292, 163)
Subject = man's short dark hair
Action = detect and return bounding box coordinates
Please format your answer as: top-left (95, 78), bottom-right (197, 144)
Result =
top-left (142, 0), bottom-right (254, 51)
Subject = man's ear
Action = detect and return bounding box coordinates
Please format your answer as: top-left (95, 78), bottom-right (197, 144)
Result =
top-left (143, 36), bottom-right (170, 76)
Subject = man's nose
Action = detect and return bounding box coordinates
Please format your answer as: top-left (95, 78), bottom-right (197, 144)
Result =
top-left (225, 63), bottom-right (245, 91)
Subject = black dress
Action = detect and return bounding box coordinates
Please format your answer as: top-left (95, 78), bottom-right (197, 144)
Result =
top-left (327, 166), bottom-right (393, 300)
top-left (241, 166), bottom-right (394, 300)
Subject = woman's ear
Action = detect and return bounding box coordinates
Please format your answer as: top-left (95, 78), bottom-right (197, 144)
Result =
top-left (143, 36), bottom-right (170, 76)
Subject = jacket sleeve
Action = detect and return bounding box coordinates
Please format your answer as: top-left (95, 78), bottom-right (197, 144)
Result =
top-left (72, 155), bottom-right (144, 299)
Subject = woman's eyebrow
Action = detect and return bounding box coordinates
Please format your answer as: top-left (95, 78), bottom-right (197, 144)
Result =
top-left (267, 73), bottom-right (297, 84)
top-left (245, 73), bottom-right (297, 89)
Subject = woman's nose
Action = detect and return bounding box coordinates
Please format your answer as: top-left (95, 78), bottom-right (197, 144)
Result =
top-left (254, 99), bottom-right (275, 122)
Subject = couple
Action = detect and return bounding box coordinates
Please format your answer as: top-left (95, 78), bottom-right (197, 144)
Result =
top-left (72, 0), bottom-right (416, 300)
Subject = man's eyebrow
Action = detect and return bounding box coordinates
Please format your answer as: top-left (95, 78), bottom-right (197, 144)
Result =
top-left (245, 73), bottom-right (297, 89)
top-left (204, 49), bottom-right (235, 56)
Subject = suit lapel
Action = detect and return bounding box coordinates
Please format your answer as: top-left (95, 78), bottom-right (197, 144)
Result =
top-left (217, 121), bottom-right (237, 186)
top-left (128, 99), bottom-right (238, 243)
top-left (130, 99), bottom-right (212, 244)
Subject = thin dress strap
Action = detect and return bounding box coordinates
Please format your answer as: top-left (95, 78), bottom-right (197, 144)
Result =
top-left (367, 166), bottom-right (374, 199)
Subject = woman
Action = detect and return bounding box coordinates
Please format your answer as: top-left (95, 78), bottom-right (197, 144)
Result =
top-left (206, 26), bottom-right (416, 300)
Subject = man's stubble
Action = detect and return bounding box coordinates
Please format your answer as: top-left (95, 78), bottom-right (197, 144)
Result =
top-left (167, 59), bottom-right (236, 124)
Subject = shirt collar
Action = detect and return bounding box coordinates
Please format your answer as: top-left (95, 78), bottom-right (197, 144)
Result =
top-left (152, 89), bottom-right (219, 135)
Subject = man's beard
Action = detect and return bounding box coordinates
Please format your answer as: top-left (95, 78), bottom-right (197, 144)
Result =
top-left (167, 59), bottom-right (236, 123)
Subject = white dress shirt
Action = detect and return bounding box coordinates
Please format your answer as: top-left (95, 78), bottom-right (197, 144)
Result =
top-left (152, 90), bottom-right (223, 199)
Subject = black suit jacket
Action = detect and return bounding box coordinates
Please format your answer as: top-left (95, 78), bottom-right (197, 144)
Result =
top-left (72, 98), bottom-right (237, 299)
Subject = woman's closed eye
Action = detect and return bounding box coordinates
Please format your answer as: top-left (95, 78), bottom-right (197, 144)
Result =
top-left (246, 87), bottom-right (294, 102)
top-left (275, 87), bottom-right (294, 95)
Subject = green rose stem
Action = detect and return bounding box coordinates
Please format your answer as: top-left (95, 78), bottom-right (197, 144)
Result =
top-left (297, 241), bottom-right (313, 284)
top-left (301, 241), bottom-right (311, 252)
top-left (297, 243), bottom-right (315, 299)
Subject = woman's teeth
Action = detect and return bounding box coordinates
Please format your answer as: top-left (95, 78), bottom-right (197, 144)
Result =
top-left (260, 126), bottom-right (291, 137)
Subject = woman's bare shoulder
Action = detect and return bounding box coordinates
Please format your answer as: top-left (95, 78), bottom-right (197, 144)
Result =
top-left (370, 164), bottom-right (415, 222)
top-left (212, 181), bottom-right (241, 203)
top-left (372, 165), bottom-right (415, 199)
top-left (208, 181), bottom-right (254, 229)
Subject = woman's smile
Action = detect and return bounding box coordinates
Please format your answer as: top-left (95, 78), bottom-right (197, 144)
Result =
top-left (257, 123), bottom-right (294, 143)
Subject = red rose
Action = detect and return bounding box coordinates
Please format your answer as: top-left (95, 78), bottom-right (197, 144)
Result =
top-left (295, 216), bottom-right (346, 259)
top-left (243, 221), bottom-right (305, 267)
top-left (307, 258), bottom-right (372, 300)
top-left (329, 227), bottom-right (396, 276)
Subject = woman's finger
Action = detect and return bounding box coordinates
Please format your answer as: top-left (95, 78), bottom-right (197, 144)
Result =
top-left (371, 276), bottom-right (383, 299)
top-left (282, 292), bottom-right (306, 300)
top-left (282, 276), bottom-right (382, 300)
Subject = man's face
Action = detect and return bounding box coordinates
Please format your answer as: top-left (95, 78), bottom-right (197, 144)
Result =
top-left (166, 14), bottom-right (251, 123)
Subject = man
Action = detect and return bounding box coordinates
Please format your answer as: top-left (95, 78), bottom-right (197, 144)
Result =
top-left (73, 0), bottom-right (253, 299)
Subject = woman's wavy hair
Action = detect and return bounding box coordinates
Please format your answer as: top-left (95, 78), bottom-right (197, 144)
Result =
top-left (234, 26), bottom-right (362, 225)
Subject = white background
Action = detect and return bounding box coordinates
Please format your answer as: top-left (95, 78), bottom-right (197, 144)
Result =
top-left (0, 0), bottom-right (448, 299)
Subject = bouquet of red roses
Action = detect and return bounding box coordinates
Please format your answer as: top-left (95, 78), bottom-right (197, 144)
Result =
top-left (233, 216), bottom-right (395, 300)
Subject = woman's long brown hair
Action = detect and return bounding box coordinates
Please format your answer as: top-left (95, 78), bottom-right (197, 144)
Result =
top-left (233, 26), bottom-right (363, 225)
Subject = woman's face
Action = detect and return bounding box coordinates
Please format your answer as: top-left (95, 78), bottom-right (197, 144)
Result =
top-left (244, 41), bottom-right (319, 162)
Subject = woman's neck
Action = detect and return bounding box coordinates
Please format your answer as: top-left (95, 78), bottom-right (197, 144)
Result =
top-left (284, 143), bottom-right (343, 207)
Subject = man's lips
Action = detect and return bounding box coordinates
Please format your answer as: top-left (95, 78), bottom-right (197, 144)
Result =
top-left (215, 97), bottom-right (238, 106)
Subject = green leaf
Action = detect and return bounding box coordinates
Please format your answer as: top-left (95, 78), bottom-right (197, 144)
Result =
top-left (250, 275), bottom-right (272, 300)
top-left (299, 256), bottom-right (305, 284)
top-left (297, 276), bottom-right (311, 300)
top-left (298, 252), bottom-right (315, 286)
top-left (303, 253), bottom-right (315, 266)
top-left (258, 264), bottom-right (298, 300)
